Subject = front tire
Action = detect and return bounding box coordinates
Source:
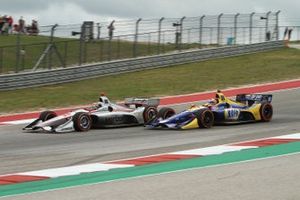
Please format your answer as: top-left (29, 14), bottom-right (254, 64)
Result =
top-left (39, 111), bottom-right (57, 122)
top-left (73, 112), bottom-right (92, 132)
top-left (195, 109), bottom-right (214, 128)
top-left (157, 107), bottom-right (176, 119)
top-left (260, 102), bottom-right (273, 122)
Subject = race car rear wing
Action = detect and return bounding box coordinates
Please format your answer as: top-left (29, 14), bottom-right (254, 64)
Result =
top-left (124, 98), bottom-right (160, 107)
top-left (236, 94), bottom-right (273, 103)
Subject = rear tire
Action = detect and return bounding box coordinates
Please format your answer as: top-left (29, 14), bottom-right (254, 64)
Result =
top-left (143, 106), bottom-right (158, 123)
top-left (39, 111), bottom-right (57, 122)
top-left (260, 102), bottom-right (273, 122)
top-left (73, 112), bottom-right (92, 132)
top-left (157, 107), bottom-right (176, 120)
top-left (195, 109), bottom-right (214, 128)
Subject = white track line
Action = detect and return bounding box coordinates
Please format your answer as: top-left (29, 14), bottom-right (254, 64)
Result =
top-left (168, 145), bottom-right (258, 156)
top-left (18, 163), bottom-right (134, 178)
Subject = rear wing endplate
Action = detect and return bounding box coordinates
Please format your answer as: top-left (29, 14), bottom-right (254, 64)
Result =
top-left (124, 98), bottom-right (160, 107)
top-left (236, 94), bottom-right (273, 103)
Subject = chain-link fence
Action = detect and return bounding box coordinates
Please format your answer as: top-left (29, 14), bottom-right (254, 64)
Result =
top-left (0, 11), bottom-right (282, 74)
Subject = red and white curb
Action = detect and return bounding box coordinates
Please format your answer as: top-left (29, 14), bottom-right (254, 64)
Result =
top-left (1, 132), bottom-right (300, 186)
top-left (1, 79), bottom-right (300, 126)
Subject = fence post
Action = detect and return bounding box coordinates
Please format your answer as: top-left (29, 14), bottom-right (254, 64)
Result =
top-left (157, 17), bottom-right (164, 54)
top-left (108, 37), bottom-right (112, 61)
top-left (15, 32), bottom-right (21, 73)
top-left (265, 11), bottom-right (271, 41)
top-left (199, 15), bottom-right (205, 48)
top-left (96, 23), bottom-right (101, 40)
top-left (179, 16), bottom-right (186, 50)
top-left (48, 24), bottom-right (58, 69)
top-left (217, 13), bottom-right (223, 45)
top-left (249, 12), bottom-right (255, 44)
top-left (234, 13), bottom-right (240, 45)
top-left (133, 18), bottom-right (142, 57)
top-left (79, 24), bottom-right (84, 65)
top-left (48, 25), bottom-right (56, 69)
top-left (275, 10), bottom-right (281, 41)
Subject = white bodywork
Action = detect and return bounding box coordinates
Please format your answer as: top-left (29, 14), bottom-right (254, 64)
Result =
top-left (23, 96), bottom-right (159, 133)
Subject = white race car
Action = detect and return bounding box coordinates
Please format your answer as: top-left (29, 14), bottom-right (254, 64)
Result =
top-left (23, 95), bottom-right (159, 133)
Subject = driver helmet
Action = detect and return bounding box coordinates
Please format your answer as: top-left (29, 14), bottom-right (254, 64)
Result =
top-left (99, 92), bottom-right (105, 102)
top-left (190, 104), bottom-right (197, 109)
top-left (208, 98), bottom-right (217, 105)
top-left (95, 93), bottom-right (106, 108)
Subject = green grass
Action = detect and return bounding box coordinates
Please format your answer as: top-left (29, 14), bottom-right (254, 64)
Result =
top-left (0, 47), bottom-right (299, 114)
top-left (0, 34), bottom-right (59, 46)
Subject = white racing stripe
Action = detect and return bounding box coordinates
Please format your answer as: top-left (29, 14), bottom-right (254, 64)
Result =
top-left (169, 145), bottom-right (258, 156)
top-left (18, 163), bottom-right (134, 178)
top-left (272, 133), bottom-right (300, 140)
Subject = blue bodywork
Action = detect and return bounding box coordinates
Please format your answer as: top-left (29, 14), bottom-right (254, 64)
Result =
top-left (147, 110), bottom-right (197, 129)
top-left (147, 92), bottom-right (273, 129)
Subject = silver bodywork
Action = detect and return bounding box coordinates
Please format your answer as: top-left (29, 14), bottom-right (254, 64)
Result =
top-left (23, 96), bottom-right (159, 133)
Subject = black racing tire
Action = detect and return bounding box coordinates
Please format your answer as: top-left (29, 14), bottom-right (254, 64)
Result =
top-left (195, 109), bottom-right (214, 128)
top-left (73, 112), bottom-right (92, 132)
top-left (39, 111), bottom-right (57, 122)
top-left (157, 107), bottom-right (176, 120)
top-left (143, 106), bottom-right (158, 123)
top-left (260, 102), bottom-right (273, 122)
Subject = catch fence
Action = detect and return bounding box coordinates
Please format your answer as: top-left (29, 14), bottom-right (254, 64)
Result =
top-left (0, 11), bottom-right (282, 74)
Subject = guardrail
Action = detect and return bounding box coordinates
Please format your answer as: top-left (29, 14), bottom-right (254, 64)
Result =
top-left (0, 41), bottom-right (284, 91)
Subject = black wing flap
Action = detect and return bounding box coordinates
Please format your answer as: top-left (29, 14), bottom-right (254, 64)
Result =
top-left (236, 94), bottom-right (272, 103)
top-left (124, 98), bottom-right (160, 107)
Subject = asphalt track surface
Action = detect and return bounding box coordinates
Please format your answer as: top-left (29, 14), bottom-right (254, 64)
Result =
top-left (1, 88), bottom-right (300, 199)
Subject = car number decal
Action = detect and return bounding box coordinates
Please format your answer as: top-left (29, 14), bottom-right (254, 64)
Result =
top-left (225, 108), bottom-right (240, 120)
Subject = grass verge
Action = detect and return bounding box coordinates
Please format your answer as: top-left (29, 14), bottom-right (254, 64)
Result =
top-left (0, 47), bottom-right (299, 114)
